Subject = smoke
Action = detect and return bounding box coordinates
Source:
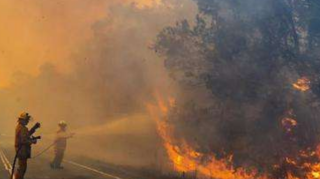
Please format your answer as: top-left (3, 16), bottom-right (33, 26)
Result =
top-left (0, 0), bottom-right (110, 86)
top-left (0, 0), bottom-right (190, 86)
top-left (154, 0), bottom-right (320, 178)
top-left (0, 0), bottom-right (197, 167)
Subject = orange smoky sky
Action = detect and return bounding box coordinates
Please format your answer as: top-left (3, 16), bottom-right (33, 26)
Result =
top-left (0, 0), bottom-right (161, 87)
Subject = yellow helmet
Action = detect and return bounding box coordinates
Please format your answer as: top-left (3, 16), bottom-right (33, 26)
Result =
top-left (18, 112), bottom-right (31, 121)
top-left (58, 120), bottom-right (67, 127)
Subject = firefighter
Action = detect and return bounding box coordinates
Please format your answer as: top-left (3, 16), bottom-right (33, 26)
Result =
top-left (14, 112), bottom-right (40, 179)
top-left (50, 120), bottom-right (74, 169)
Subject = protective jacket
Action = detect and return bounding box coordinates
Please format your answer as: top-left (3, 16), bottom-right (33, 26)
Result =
top-left (15, 124), bottom-right (32, 159)
top-left (54, 130), bottom-right (71, 152)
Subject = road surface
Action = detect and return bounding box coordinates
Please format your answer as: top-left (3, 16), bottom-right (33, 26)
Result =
top-left (0, 140), bottom-right (143, 179)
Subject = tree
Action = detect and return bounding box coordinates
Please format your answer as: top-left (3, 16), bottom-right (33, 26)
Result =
top-left (155, 0), bottom-right (320, 178)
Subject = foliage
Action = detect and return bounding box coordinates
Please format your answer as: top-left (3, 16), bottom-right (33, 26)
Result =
top-left (155, 0), bottom-right (320, 177)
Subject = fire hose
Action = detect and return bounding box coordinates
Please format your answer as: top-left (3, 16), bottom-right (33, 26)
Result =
top-left (32, 133), bottom-right (75, 160)
top-left (10, 129), bottom-right (74, 179)
top-left (10, 136), bottom-right (74, 178)
top-left (10, 122), bottom-right (41, 179)
top-left (10, 146), bottom-right (21, 179)
top-left (10, 140), bottom-right (57, 179)
top-left (10, 136), bottom-right (41, 179)
top-left (31, 141), bottom-right (57, 159)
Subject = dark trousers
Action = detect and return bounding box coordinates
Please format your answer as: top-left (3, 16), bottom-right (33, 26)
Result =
top-left (15, 159), bottom-right (27, 179)
top-left (51, 150), bottom-right (65, 168)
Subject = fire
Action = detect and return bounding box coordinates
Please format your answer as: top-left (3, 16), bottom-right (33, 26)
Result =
top-left (282, 117), bottom-right (298, 133)
top-left (311, 171), bottom-right (320, 178)
top-left (293, 77), bottom-right (311, 92)
top-left (147, 94), bottom-right (268, 179)
top-left (310, 165), bottom-right (320, 179)
top-left (147, 94), bottom-right (320, 179)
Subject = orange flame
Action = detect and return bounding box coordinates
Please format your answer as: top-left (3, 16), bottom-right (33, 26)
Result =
top-left (148, 93), bottom-right (320, 179)
top-left (293, 77), bottom-right (310, 92)
top-left (147, 94), bottom-right (268, 179)
top-left (282, 117), bottom-right (298, 133)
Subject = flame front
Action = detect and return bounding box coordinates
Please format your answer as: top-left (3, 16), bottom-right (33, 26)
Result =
top-left (147, 94), bottom-right (267, 179)
top-left (148, 94), bottom-right (320, 179)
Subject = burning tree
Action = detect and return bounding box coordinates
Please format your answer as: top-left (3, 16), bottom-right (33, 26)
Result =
top-left (154, 0), bottom-right (320, 178)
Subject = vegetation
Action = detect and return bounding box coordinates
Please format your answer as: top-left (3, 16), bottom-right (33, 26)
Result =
top-left (155, 0), bottom-right (320, 178)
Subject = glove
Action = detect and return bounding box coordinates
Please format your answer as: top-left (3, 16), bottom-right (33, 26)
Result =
top-left (31, 139), bottom-right (38, 144)
top-left (34, 122), bottom-right (41, 129)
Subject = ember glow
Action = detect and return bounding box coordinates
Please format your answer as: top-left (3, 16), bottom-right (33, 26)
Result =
top-left (282, 117), bottom-right (298, 133)
top-left (293, 77), bottom-right (311, 92)
top-left (148, 94), bottom-right (320, 179)
top-left (147, 95), bottom-right (268, 179)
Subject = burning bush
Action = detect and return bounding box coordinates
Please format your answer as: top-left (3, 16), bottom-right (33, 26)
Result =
top-left (154, 0), bottom-right (320, 178)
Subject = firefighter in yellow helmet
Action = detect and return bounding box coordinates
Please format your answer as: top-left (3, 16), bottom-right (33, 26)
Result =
top-left (14, 112), bottom-right (40, 179)
top-left (50, 120), bottom-right (74, 169)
